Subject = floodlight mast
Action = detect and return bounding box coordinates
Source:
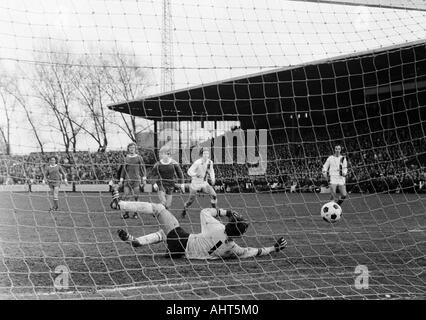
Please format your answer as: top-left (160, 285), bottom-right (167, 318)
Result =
top-left (161, 0), bottom-right (174, 93)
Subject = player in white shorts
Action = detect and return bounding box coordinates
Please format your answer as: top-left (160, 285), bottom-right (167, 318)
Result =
top-left (181, 147), bottom-right (217, 218)
top-left (322, 144), bottom-right (348, 206)
top-left (110, 187), bottom-right (287, 259)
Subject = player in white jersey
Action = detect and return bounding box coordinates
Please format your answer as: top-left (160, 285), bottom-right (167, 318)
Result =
top-left (110, 187), bottom-right (287, 259)
top-left (322, 144), bottom-right (348, 206)
top-left (182, 147), bottom-right (217, 218)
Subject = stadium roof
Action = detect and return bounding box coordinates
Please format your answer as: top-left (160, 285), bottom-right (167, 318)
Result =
top-left (108, 39), bottom-right (426, 123)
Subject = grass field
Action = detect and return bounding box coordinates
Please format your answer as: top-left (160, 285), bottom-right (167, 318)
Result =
top-left (0, 190), bottom-right (425, 300)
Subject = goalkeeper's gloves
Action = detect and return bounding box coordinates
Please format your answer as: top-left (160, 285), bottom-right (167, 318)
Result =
top-left (110, 186), bottom-right (121, 210)
top-left (111, 198), bottom-right (120, 210)
top-left (210, 179), bottom-right (216, 186)
top-left (153, 183), bottom-right (158, 192)
top-left (274, 237), bottom-right (287, 252)
top-left (180, 184), bottom-right (185, 193)
top-left (226, 210), bottom-right (242, 221)
top-left (142, 176), bottom-right (147, 185)
top-left (118, 229), bottom-right (131, 242)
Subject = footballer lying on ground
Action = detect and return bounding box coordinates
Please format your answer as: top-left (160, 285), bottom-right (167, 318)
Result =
top-left (111, 186), bottom-right (287, 259)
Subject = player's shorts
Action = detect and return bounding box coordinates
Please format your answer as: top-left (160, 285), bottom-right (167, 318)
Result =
top-left (166, 227), bottom-right (189, 257)
top-left (190, 181), bottom-right (210, 192)
top-left (123, 180), bottom-right (142, 197)
top-left (48, 181), bottom-right (61, 187)
top-left (158, 183), bottom-right (175, 195)
top-left (49, 184), bottom-right (60, 199)
top-left (330, 176), bottom-right (346, 186)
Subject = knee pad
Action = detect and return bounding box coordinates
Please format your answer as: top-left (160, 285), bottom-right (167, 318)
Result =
top-left (211, 195), bottom-right (217, 201)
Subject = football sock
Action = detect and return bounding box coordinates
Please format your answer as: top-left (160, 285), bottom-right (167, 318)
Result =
top-left (118, 201), bottom-right (154, 215)
top-left (135, 230), bottom-right (166, 246)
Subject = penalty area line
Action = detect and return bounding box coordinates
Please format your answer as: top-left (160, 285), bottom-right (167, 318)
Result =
top-left (96, 280), bottom-right (210, 294)
top-left (3, 280), bottom-right (211, 298)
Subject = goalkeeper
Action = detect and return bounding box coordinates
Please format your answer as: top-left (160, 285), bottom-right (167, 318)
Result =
top-left (111, 186), bottom-right (287, 259)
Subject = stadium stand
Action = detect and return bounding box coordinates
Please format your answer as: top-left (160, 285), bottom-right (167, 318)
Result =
top-left (1, 125), bottom-right (425, 194)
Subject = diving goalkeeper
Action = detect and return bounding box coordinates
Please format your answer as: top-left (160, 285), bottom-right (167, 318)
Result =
top-left (110, 186), bottom-right (287, 259)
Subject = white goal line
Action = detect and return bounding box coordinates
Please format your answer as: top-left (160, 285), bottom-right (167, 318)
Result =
top-left (1, 279), bottom-right (211, 299)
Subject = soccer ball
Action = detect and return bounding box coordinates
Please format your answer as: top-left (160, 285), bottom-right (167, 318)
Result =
top-left (321, 201), bottom-right (342, 223)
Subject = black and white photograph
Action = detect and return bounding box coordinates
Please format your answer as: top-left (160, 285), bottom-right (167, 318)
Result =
top-left (0, 0), bottom-right (425, 307)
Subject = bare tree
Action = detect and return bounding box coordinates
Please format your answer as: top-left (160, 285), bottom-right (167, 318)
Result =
top-left (0, 87), bottom-right (12, 155)
top-left (70, 55), bottom-right (110, 152)
top-left (33, 44), bottom-right (83, 154)
top-left (4, 72), bottom-right (46, 154)
top-left (103, 49), bottom-right (153, 142)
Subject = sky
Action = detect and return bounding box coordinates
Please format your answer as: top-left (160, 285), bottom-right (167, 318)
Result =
top-left (0, 0), bottom-right (425, 154)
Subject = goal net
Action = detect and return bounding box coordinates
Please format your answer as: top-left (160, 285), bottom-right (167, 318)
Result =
top-left (0, 0), bottom-right (425, 300)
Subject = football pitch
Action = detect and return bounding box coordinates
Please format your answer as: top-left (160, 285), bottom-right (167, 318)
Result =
top-left (0, 191), bottom-right (425, 300)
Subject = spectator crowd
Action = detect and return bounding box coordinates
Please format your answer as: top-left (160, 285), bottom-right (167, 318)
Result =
top-left (1, 126), bottom-right (425, 194)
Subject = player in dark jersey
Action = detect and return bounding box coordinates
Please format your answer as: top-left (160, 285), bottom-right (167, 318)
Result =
top-left (150, 145), bottom-right (185, 209)
top-left (119, 143), bottom-right (147, 219)
top-left (42, 156), bottom-right (68, 212)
